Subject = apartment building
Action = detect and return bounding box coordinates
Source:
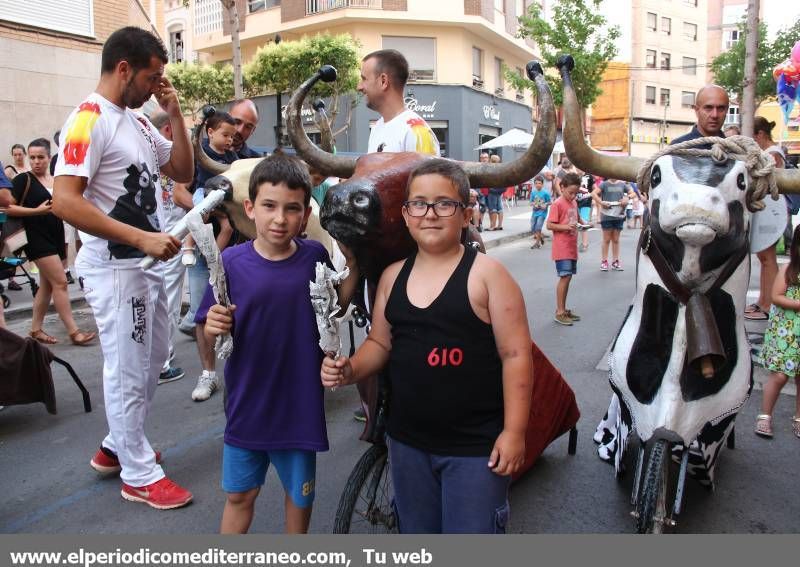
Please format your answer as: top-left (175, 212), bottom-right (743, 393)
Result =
top-left (0, 1), bottom-right (162, 161)
top-left (187, 0), bottom-right (543, 159)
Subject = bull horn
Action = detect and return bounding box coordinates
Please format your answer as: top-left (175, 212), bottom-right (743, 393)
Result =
top-left (463, 61), bottom-right (556, 188)
top-left (776, 168), bottom-right (800, 194)
top-left (557, 55), bottom-right (642, 182)
top-left (192, 107), bottom-right (231, 176)
top-left (287, 65), bottom-right (357, 178)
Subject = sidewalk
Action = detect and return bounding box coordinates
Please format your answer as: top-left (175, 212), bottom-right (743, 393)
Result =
top-left (1, 203), bottom-right (537, 322)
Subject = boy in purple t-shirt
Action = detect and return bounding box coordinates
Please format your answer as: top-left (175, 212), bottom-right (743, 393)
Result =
top-left (198, 154), bottom-right (358, 533)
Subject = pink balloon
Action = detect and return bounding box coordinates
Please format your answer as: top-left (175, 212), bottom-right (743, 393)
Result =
top-left (792, 40), bottom-right (800, 65)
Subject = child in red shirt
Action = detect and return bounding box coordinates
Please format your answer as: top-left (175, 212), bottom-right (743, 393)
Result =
top-left (547, 172), bottom-right (581, 326)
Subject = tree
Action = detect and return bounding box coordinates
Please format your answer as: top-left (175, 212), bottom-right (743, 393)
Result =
top-left (245, 34), bottom-right (362, 136)
top-left (507, 0), bottom-right (620, 109)
top-left (711, 19), bottom-right (800, 107)
top-left (219, 0), bottom-right (243, 99)
top-left (166, 62), bottom-right (235, 119)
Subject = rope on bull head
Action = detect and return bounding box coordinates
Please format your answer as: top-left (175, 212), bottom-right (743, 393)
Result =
top-left (635, 135), bottom-right (779, 212)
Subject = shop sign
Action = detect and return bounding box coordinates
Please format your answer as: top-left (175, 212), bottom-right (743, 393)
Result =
top-left (281, 104), bottom-right (317, 123)
top-left (483, 105), bottom-right (500, 121)
top-left (404, 96), bottom-right (437, 118)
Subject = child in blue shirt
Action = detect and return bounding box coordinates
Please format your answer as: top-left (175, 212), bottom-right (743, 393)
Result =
top-left (529, 174), bottom-right (550, 249)
top-left (200, 154), bottom-right (358, 533)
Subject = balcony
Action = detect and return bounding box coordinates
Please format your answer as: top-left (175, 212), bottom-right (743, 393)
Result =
top-left (306, 0), bottom-right (382, 15)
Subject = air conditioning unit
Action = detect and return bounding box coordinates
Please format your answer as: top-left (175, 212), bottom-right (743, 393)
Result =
top-left (495, 88), bottom-right (504, 97)
top-left (472, 77), bottom-right (484, 89)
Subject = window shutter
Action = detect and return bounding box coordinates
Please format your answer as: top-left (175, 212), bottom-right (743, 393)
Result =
top-left (0, 0), bottom-right (94, 37)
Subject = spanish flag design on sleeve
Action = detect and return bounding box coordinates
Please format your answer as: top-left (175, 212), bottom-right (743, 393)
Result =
top-left (407, 117), bottom-right (438, 155)
top-left (63, 101), bottom-right (102, 166)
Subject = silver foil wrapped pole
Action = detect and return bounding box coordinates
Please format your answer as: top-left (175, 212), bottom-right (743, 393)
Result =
top-left (185, 212), bottom-right (233, 360)
top-left (310, 262), bottom-right (350, 389)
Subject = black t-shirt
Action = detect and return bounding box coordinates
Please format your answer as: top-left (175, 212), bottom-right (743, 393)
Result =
top-left (11, 172), bottom-right (65, 260)
top-left (384, 246), bottom-right (504, 456)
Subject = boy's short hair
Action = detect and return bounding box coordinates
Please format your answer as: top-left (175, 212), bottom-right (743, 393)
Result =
top-left (248, 153), bottom-right (312, 206)
top-left (206, 111), bottom-right (236, 132)
top-left (560, 172), bottom-right (582, 189)
top-left (406, 159), bottom-right (470, 205)
top-left (533, 174), bottom-right (544, 183)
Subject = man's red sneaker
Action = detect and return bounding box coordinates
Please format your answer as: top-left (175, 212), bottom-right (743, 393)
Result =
top-left (121, 477), bottom-right (193, 510)
top-left (90, 446), bottom-right (162, 475)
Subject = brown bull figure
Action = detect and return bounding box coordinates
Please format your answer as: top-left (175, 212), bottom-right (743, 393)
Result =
top-left (286, 63), bottom-right (557, 285)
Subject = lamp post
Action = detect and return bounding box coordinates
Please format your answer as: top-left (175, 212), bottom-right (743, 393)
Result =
top-left (274, 34), bottom-right (283, 148)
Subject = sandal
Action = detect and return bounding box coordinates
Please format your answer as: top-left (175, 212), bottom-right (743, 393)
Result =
top-left (29, 329), bottom-right (58, 345)
top-left (69, 329), bottom-right (96, 346)
top-left (744, 309), bottom-right (769, 321)
top-left (744, 303), bottom-right (762, 314)
top-left (792, 416), bottom-right (800, 439)
top-left (755, 414), bottom-right (773, 438)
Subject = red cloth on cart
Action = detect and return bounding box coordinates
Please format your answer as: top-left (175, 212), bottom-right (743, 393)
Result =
top-left (512, 341), bottom-right (580, 481)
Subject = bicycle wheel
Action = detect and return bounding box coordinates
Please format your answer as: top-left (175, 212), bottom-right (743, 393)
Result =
top-left (333, 444), bottom-right (397, 534)
top-left (635, 439), bottom-right (669, 534)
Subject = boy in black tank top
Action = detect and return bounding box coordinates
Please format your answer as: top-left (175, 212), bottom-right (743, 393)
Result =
top-left (322, 160), bottom-right (533, 533)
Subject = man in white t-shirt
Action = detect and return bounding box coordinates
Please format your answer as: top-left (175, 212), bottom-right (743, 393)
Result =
top-left (359, 49), bottom-right (440, 155)
top-left (53, 27), bottom-right (194, 510)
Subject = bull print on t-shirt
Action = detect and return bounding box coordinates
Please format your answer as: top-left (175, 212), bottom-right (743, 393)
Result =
top-left (107, 162), bottom-right (161, 259)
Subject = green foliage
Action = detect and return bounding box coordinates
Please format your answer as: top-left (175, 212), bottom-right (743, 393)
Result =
top-left (711, 19), bottom-right (800, 105)
top-left (166, 62), bottom-right (235, 118)
top-left (244, 34), bottom-right (361, 99)
top-left (508, 0), bottom-right (619, 108)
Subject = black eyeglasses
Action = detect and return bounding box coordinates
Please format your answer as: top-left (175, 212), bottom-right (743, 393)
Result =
top-left (403, 200), bottom-right (465, 217)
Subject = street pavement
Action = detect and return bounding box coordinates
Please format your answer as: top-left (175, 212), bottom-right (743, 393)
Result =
top-left (1, 202), bottom-right (798, 533)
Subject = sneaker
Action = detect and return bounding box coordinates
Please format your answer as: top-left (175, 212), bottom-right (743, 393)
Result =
top-left (65, 270), bottom-right (75, 285)
top-left (566, 309), bottom-right (581, 321)
top-left (554, 313), bottom-right (573, 326)
top-left (121, 477), bottom-right (193, 510)
top-left (181, 249), bottom-right (196, 267)
top-left (158, 367), bottom-right (185, 385)
top-left (91, 446), bottom-right (162, 475)
top-left (600, 260), bottom-right (609, 271)
top-left (353, 407), bottom-right (367, 422)
top-left (191, 371), bottom-right (218, 401)
top-left (612, 260), bottom-right (624, 271)
top-left (7, 279), bottom-right (21, 291)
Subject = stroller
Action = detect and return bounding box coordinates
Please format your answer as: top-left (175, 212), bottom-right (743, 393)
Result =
top-left (0, 253), bottom-right (39, 310)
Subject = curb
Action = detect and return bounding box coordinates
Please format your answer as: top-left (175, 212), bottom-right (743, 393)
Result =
top-left (484, 231), bottom-right (533, 250)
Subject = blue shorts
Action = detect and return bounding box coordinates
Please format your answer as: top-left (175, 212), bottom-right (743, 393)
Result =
top-left (601, 219), bottom-right (624, 231)
top-left (530, 215), bottom-right (546, 233)
top-left (222, 443), bottom-right (316, 508)
top-left (555, 259), bottom-right (577, 277)
top-left (578, 206), bottom-right (591, 223)
top-left (486, 193), bottom-right (503, 213)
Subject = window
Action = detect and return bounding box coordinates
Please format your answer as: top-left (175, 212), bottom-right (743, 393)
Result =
top-left (726, 106), bottom-right (740, 125)
top-left (660, 88), bottom-right (671, 106)
top-left (472, 47), bottom-right (484, 88)
top-left (383, 37), bottom-right (436, 81)
top-left (646, 50), bottom-right (657, 68)
top-left (495, 57), bottom-right (505, 95)
top-left (725, 29), bottom-right (741, 50)
top-left (646, 86), bottom-right (656, 105)
top-left (495, 0), bottom-right (504, 12)
top-left (660, 52), bottom-right (671, 70)
top-left (682, 57), bottom-right (697, 75)
top-left (169, 30), bottom-right (184, 63)
top-left (681, 91), bottom-right (695, 108)
top-left (248, 0), bottom-right (280, 12)
top-left (661, 17), bottom-right (671, 35)
top-left (646, 12), bottom-right (657, 31)
top-left (683, 22), bottom-right (698, 41)
top-left (0, 0), bottom-right (94, 37)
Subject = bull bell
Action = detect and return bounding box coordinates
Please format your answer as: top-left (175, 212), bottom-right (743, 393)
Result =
top-left (684, 292), bottom-right (726, 379)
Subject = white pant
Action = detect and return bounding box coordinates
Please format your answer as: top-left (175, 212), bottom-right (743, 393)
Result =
top-left (77, 258), bottom-right (169, 487)
top-left (160, 253), bottom-right (186, 372)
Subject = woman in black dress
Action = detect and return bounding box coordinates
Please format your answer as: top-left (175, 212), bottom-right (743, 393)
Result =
top-left (6, 139), bottom-right (95, 345)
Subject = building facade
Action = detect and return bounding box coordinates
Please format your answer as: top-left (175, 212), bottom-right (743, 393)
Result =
top-left (188, 0), bottom-right (545, 161)
top-left (0, 0), bottom-right (162, 162)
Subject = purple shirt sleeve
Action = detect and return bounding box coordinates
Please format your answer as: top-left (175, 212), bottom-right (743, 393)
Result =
top-left (194, 282), bottom-right (215, 325)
